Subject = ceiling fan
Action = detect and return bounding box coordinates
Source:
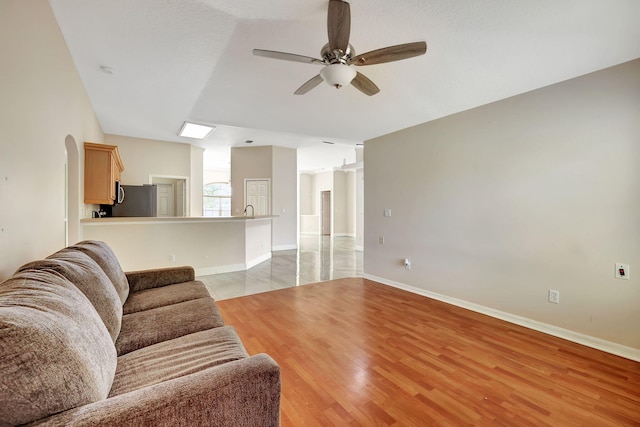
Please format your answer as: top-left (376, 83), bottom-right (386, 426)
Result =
top-left (253, 0), bottom-right (427, 96)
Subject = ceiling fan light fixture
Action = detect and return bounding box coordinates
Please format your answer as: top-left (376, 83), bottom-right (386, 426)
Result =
top-left (320, 64), bottom-right (357, 88)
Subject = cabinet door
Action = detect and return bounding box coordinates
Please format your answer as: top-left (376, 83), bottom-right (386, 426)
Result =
top-left (85, 148), bottom-right (113, 204)
top-left (84, 142), bottom-right (124, 205)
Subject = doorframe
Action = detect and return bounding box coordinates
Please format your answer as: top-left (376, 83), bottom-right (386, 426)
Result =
top-left (149, 174), bottom-right (189, 216)
top-left (244, 178), bottom-right (271, 215)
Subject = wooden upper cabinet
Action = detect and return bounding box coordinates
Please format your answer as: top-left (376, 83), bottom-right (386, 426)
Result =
top-left (84, 142), bottom-right (125, 204)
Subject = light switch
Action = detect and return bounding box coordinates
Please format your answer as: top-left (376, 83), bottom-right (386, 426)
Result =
top-left (384, 209), bottom-right (392, 217)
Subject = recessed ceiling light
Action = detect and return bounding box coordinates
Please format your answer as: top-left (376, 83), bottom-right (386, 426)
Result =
top-left (245, 140), bottom-right (253, 144)
top-left (356, 143), bottom-right (364, 146)
top-left (178, 122), bottom-right (215, 139)
top-left (323, 141), bottom-right (335, 145)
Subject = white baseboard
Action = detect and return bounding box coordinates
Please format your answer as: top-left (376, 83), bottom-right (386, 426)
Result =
top-left (364, 274), bottom-right (640, 362)
top-left (195, 253), bottom-right (272, 276)
top-left (272, 244), bottom-right (297, 251)
top-left (246, 252), bottom-right (272, 269)
top-left (196, 263), bottom-right (246, 276)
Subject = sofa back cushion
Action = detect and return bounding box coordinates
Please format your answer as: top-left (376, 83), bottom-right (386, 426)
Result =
top-left (0, 269), bottom-right (117, 426)
top-left (58, 240), bottom-right (129, 304)
top-left (19, 251), bottom-right (122, 342)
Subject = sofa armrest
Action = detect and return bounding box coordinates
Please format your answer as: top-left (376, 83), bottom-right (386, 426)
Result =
top-left (30, 354), bottom-right (281, 427)
top-left (125, 266), bottom-right (195, 292)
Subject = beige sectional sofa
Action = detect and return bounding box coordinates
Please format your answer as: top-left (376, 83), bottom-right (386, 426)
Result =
top-left (0, 240), bottom-right (280, 426)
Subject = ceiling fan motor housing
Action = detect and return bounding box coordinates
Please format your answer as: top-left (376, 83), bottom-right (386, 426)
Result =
top-left (321, 43), bottom-right (355, 64)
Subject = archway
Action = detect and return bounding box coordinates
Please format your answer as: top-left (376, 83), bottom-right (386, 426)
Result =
top-left (65, 135), bottom-right (80, 245)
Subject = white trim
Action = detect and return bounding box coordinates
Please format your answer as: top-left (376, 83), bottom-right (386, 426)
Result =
top-left (247, 252), bottom-right (272, 269)
top-left (81, 217), bottom-right (270, 225)
top-left (183, 254), bottom-right (273, 277)
top-left (364, 274), bottom-right (640, 362)
top-left (195, 254), bottom-right (272, 276)
top-left (149, 174), bottom-right (190, 216)
top-left (272, 244), bottom-right (297, 251)
top-left (196, 263), bottom-right (246, 276)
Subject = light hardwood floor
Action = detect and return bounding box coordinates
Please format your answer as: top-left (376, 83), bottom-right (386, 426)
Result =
top-left (217, 278), bottom-right (640, 426)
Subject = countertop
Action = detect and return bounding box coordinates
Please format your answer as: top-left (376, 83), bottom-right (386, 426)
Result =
top-left (81, 215), bottom-right (277, 225)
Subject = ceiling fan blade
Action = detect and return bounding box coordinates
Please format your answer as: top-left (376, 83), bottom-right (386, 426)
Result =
top-left (327, 0), bottom-right (351, 54)
top-left (351, 72), bottom-right (380, 96)
top-left (294, 74), bottom-right (324, 95)
top-left (350, 41), bottom-right (427, 66)
top-left (253, 49), bottom-right (323, 65)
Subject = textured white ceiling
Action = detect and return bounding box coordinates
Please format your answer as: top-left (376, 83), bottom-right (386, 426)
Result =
top-left (49, 0), bottom-right (640, 170)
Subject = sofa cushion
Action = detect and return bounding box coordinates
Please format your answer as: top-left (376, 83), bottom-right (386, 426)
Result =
top-left (126, 266), bottom-right (195, 293)
top-left (58, 240), bottom-right (129, 304)
top-left (19, 251), bottom-right (122, 342)
top-left (109, 326), bottom-right (248, 397)
top-left (115, 297), bottom-right (225, 356)
top-left (123, 280), bottom-right (211, 315)
top-left (0, 269), bottom-right (117, 426)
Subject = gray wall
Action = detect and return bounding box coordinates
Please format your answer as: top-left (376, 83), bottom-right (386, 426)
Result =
top-left (105, 134), bottom-right (204, 216)
top-left (231, 146), bottom-right (297, 250)
top-left (333, 170), bottom-right (356, 237)
top-left (272, 146), bottom-right (297, 249)
top-left (364, 59), bottom-right (640, 350)
top-left (299, 170), bottom-right (357, 237)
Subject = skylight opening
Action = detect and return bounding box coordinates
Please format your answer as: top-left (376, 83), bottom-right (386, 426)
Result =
top-left (178, 122), bottom-right (215, 139)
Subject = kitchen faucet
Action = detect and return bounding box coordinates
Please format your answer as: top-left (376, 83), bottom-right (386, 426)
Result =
top-left (243, 204), bottom-right (255, 217)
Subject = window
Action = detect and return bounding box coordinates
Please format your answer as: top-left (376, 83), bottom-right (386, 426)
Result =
top-left (203, 182), bottom-right (231, 217)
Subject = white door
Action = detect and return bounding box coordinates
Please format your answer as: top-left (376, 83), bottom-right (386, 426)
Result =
top-left (157, 183), bottom-right (175, 217)
top-left (245, 180), bottom-right (270, 215)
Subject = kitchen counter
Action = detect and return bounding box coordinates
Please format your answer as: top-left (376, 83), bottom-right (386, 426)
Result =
top-left (81, 215), bottom-right (277, 224)
top-left (81, 216), bottom-right (274, 275)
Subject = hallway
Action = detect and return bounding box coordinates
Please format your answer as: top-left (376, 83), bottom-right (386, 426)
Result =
top-left (199, 235), bottom-right (363, 300)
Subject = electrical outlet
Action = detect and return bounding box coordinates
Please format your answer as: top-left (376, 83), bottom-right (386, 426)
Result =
top-left (379, 236), bottom-right (385, 244)
top-left (384, 209), bottom-right (392, 217)
top-left (169, 254), bottom-right (176, 262)
top-left (548, 289), bottom-right (560, 304)
top-left (615, 263), bottom-right (630, 280)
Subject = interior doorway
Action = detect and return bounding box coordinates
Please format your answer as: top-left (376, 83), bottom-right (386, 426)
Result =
top-left (321, 190), bottom-right (331, 235)
top-left (64, 135), bottom-right (80, 245)
top-left (150, 176), bottom-right (188, 217)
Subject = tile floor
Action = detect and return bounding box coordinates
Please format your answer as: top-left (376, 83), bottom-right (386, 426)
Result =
top-left (199, 235), bottom-right (363, 300)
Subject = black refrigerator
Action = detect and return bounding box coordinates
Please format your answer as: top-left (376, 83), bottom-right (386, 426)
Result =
top-left (109, 184), bottom-right (157, 217)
